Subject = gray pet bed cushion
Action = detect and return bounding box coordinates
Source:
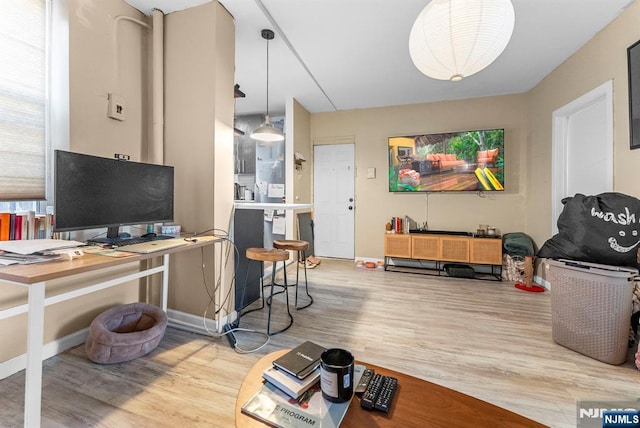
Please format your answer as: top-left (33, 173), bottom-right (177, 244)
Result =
top-left (85, 302), bottom-right (168, 364)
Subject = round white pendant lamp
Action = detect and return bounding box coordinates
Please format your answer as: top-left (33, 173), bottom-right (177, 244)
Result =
top-left (409, 0), bottom-right (515, 81)
top-left (250, 115), bottom-right (284, 142)
top-left (251, 29), bottom-right (284, 142)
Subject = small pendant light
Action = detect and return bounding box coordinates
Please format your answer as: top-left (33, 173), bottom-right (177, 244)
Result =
top-left (250, 29), bottom-right (284, 142)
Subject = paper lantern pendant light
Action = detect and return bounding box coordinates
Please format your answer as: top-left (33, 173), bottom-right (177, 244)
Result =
top-left (409, 0), bottom-right (515, 81)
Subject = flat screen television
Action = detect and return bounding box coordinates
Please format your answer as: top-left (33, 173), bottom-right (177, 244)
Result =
top-left (388, 128), bottom-right (505, 192)
top-left (54, 150), bottom-right (174, 241)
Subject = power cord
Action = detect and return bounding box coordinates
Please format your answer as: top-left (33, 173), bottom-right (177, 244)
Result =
top-left (424, 192), bottom-right (430, 230)
top-left (193, 227), bottom-right (271, 354)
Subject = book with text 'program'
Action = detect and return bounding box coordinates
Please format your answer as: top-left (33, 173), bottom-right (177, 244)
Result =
top-left (272, 341), bottom-right (326, 380)
top-left (263, 365), bottom-right (320, 399)
top-left (242, 365), bottom-right (365, 428)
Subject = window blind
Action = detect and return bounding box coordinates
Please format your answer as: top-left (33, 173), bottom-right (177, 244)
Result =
top-left (0, 0), bottom-right (47, 201)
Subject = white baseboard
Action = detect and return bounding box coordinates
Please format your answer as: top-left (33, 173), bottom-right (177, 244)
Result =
top-left (0, 327), bottom-right (89, 380)
top-left (166, 308), bottom-right (236, 335)
top-left (0, 309), bottom-right (239, 381)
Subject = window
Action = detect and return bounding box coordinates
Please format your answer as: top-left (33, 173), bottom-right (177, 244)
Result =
top-left (0, 0), bottom-right (47, 202)
top-left (0, 0), bottom-right (68, 213)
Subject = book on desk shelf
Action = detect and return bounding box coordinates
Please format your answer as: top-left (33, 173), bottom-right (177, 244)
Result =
top-left (0, 210), bottom-right (54, 241)
top-left (272, 341), bottom-right (326, 380)
top-left (242, 365), bottom-right (364, 428)
top-left (263, 365), bottom-right (320, 399)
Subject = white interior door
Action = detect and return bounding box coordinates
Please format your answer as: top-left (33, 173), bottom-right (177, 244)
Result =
top-left (552, 81), bottom-right (613, 234)
top-left (313, 144), bottom-right (355, 259)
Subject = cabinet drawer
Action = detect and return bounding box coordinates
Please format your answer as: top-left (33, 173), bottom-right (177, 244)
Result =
top-left (470, 238), bottom-right (502, 265)
top-left (384, 234), bottom-right (411, 258)
top-left (440, 236), bottom-right (470, 262)
top-left (412, 235), bottom-right (439, 259)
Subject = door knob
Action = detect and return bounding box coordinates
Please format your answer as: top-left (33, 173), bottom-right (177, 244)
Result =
top-left (348, 206), bottom-right (353, 210)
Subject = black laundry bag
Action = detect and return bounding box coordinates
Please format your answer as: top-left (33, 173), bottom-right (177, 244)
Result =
top-left (537, 192), bottom-right (640, 268)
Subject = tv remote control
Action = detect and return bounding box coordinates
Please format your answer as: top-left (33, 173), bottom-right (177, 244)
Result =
top-left (355, 368), bottom-right (374, 393)
top-left (360, 373), bottom-right (398, 412)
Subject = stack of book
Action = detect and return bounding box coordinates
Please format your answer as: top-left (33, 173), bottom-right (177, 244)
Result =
top-left (263, 341), bottom-right (326, 400)
top-left (241, 341), bottom-right (365, 428)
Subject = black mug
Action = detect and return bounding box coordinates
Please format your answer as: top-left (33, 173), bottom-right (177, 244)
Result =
top-left (320, 348), bottom-right (354, 403)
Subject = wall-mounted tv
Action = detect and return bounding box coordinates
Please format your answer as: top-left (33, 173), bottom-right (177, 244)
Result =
top-left (388, 128), bottom-right (505, 192)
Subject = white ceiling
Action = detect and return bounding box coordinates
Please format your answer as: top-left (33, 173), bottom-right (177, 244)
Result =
top-left (126, 0), bottom-right (636, 116)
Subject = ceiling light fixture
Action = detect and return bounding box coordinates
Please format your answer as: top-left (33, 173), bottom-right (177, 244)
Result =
top-left (409, 0), bottom-right (515, 82)
top-left (250, 29), bottom-right (284, 142)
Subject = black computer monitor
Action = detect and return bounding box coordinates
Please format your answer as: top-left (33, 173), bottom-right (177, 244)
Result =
top-left (54, 150), bottom-right (174, 241)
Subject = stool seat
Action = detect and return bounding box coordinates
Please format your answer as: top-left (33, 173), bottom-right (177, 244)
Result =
top-left (241, 247), bottom-right (293, 336)
top-left (246, 247), bottom-right (289, 262)
top-left (273, 239), bottom-right (309, 252)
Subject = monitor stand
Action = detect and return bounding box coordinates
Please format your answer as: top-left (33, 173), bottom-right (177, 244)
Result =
top-left (88, 226), bottom-right (132, 244)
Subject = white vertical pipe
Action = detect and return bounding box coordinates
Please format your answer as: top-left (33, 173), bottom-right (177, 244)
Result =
top-left (152, 9), bottom-right (164, 165)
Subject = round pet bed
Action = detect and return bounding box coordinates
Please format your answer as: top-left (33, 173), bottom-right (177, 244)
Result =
top-left (85, 302), bottom-right (168, 364)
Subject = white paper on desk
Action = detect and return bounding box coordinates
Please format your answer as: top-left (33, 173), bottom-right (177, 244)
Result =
top-left (272, 216), bottom-right (286, 235)
top-left (0, 239), bottom-right (86, 255)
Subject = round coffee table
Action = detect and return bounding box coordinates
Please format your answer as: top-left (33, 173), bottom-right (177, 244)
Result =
top-left (235, 350), bottom-right (547, 427)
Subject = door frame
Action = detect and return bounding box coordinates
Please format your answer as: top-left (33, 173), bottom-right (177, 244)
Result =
top-left (551, 80), bottom-right (613, 235)
top-left (312, 142), bottom-right (355, 259)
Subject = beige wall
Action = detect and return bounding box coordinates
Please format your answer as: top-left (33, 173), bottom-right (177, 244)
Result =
top-left (164, 2), bottom-right (235, 319)
top-left (69, 0), bottom-right (151, 160)
top-left (285, 98), bottom-right (313, 238)
top-left (526, 0), bottom-right (640, 246)
top-left (311, 95), bottom-right (528, 259)
top-left (288, 98), bottom-right (313, 206)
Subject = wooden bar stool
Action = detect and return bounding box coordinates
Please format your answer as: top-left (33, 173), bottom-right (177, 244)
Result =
top-left (273, 239), bottom-right (313, 309)
top-left (241, 248), bottom-right (293, 335)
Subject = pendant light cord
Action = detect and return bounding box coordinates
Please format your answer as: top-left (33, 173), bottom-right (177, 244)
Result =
top-left (265, 35), bottom-right (269, 117)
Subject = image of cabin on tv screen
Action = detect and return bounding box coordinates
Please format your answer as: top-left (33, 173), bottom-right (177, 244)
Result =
top-left (388, 128), bottom-right (504, 192)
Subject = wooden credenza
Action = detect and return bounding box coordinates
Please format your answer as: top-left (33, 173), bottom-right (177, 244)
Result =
top-left (384, 232), bottom-right (502, 280)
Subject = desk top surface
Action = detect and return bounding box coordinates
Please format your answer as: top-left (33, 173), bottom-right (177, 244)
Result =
top-left (235, 349), bottom-right (546, 428)
top-left (0, 236), bottom-right (220, 285)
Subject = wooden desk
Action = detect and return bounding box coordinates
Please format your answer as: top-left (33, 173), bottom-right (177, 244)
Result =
top-left (236, 349), bottom-right (547, 428)
top-left (0, 236), bottom-right (220, 428)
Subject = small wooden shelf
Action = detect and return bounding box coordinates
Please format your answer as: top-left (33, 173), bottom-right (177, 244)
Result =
top-left (384, 232), bottom-right (502, 281)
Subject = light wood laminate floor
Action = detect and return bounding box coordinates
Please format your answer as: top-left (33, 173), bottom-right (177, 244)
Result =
top-left (0, 259), bottom-right (637, 427)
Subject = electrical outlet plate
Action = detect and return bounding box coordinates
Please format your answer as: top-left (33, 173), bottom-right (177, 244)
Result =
top-left (107, 93), bottom-right (125, 121)
top-left (367, 167), bottom-right (376, 179)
